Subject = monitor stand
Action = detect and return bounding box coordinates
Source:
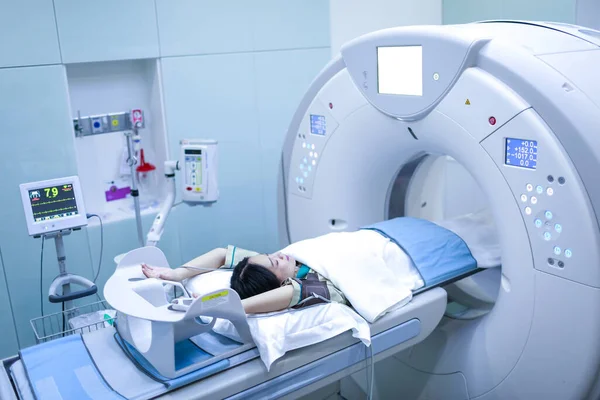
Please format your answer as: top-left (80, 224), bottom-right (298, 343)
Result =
top-left (45, 230), bottom-right (98, 314)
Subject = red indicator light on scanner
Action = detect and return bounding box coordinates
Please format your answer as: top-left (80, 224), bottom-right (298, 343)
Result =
top-left (186, 187), bottom-right (192, 191)
top-left (489, 116), bottom-right (497, 126)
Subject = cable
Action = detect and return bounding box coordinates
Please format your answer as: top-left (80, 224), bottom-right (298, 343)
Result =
top-left (367, 343), bottom-right (375, 400)
top-left (181, 265), bottom-right (230, 272)
top-left (39, 235), bottom-right (45, 317)
top-left (87, 214), bottom-right (104, 283)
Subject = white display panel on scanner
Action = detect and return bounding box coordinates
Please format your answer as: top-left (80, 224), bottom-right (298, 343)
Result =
top-left (377, 46), bottom-right (423, 96)
top-left (19, 176), bottom-right (87, 237)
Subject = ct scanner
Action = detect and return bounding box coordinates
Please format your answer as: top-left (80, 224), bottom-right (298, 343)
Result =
top-left (2, 20), bottom-right (600, 400)
top-left (278, 20), bottom-right (600, 399)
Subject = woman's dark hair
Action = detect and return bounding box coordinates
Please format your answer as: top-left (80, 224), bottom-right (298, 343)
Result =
top-left (230, 257), bottom-right (280, 299)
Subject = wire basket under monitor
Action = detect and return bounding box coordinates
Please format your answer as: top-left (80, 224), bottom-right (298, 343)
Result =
top-left (30, 300), bottom-right (117, 344)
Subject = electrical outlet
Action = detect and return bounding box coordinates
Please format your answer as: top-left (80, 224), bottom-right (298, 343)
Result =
top-left (91, 117), bottom-right (103, 134)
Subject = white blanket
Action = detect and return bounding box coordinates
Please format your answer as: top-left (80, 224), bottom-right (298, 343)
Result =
top-left (435, 208), bottom-right (501, 269)
top-left (281, 230), bottom-right (424, 323)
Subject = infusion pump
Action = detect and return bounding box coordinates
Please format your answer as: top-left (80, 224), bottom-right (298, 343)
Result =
top-left (145, 139), bottom-right (219, 246)
top-left (180, 139), bottom-right (219, 203)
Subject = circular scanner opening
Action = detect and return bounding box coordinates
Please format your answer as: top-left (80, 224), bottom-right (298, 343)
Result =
top-left (387, 154), bottom-right (502, 319)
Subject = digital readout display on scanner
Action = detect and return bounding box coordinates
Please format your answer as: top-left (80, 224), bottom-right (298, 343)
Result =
top-left (310, 114), bottom-right (326, 136)
top-left (505, 138), bottom-right (538, 170)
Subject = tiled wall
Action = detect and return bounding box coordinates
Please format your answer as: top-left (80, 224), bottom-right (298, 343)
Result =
top-left (0, 0), bottom-right (330, 358)
top-left (329, 0), bottom-right (442, 55)
top-left (443, 0), bottom-right (576, 24)
top-left (576, 0), bottom-right (600, 31)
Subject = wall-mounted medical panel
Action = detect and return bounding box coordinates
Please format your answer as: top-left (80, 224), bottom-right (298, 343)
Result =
top-left (0, 0), bottom-right (61, 68)
top-left (251, 0), bottom-right (331, 51)
top-left (155, 0), bottom-right (254, 57)
top-left (67, 60), bottom-right (169, 225)
top-left (481, 109), bottom-right (600, 288)
top-left (54, 0), bottom-right (159, 64)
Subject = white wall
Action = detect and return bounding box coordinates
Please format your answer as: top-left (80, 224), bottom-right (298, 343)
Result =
top-left (329, 0), bottom-right (442, 56)
top-left (577, 0), bottom-right (600, 30)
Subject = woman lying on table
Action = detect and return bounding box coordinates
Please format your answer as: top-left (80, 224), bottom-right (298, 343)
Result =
top-left (141, 245), bottom-right (348, 314)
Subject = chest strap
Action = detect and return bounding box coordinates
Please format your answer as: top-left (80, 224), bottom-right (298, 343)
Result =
top-left (291, 272), bottom-right (331, 309)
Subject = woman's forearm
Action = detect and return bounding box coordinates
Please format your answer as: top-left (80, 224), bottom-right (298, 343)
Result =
top-left (178, 248), bottom-right (227, 280)
top-left (241, 285), bottom-right (294, 314)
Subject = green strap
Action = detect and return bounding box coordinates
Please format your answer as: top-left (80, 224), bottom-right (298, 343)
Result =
top-left (230, 246), bottom-right (237, 268)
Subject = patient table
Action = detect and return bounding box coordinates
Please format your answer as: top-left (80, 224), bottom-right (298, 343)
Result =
top-left (1, 287), bottom-right (447, 399)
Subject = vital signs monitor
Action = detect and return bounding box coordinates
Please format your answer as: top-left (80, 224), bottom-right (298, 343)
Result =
top-left (19, 176), bottom-right (88, 237)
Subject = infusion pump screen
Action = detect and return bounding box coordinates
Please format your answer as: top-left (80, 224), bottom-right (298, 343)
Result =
top-left (184, 149), bottom-right (202, 185)
top-left (505, 138), bottom-right (538, 170)
top-left (28, 184), bottom-right (79, 222)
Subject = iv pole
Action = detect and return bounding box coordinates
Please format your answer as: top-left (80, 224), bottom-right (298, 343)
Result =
top-left (125, 124), bottom-right (145, 248)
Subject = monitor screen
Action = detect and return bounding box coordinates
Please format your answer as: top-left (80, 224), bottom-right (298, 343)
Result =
top-left (310, 114), bottom-right (326, 136)
top-left (29, 183), bottom-right (79, 223)
top-left (505, 138), bottom-right (538, 170)
top-left (377, 46), bottom-right (423, 96)
top-left (185, 149), bottom-right (202, 155)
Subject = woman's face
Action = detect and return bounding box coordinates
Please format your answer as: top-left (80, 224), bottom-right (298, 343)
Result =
top-left (249, 252), bottom-right (297, 282)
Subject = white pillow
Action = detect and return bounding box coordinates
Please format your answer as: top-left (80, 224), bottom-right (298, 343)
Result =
top-left (184, 271), bottom-right (371, 370)
top-left (184, 269), bottom-right (232, 295)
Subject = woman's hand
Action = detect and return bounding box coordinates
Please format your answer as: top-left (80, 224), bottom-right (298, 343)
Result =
top-left (141, 263), bottom-right (182, 282)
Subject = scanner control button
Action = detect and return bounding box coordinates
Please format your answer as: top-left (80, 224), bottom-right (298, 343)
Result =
top-left (565, 249), bottom-right (572, 258)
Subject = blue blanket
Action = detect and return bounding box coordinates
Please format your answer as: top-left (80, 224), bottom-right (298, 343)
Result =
top-left (19, 334), bottom-right (124, 399)
top-left (113, 333), bottom-right (230, 389)
top-left (362, 217), bottom-right (477, 287)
